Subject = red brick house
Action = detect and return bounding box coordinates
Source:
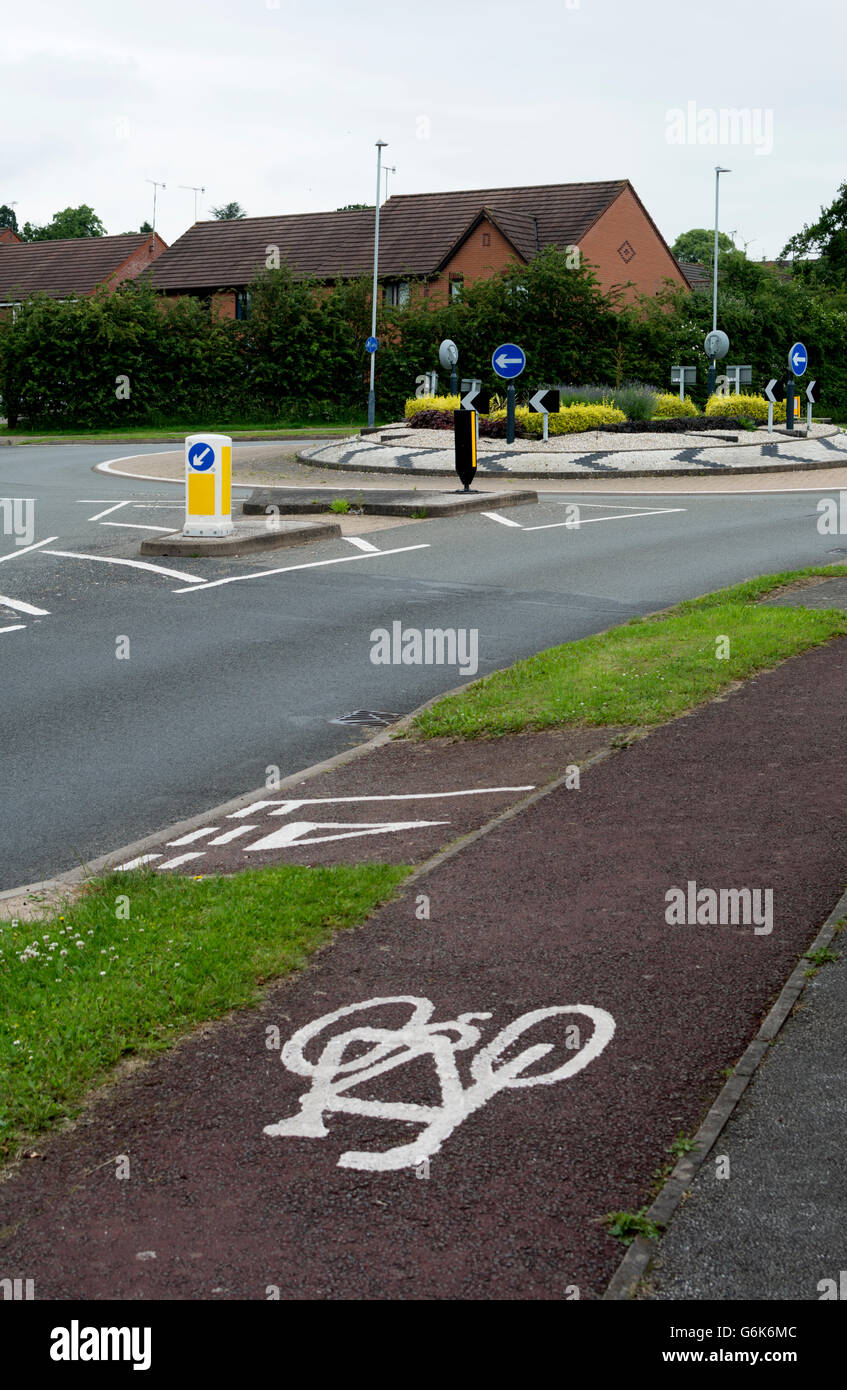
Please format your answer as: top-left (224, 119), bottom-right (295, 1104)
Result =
top-left (0, 227), bottom-right (21, 246)
top-left (0, 231), bottom-right (167, 315)
top-left (148, 180), bottom-right (689, 317)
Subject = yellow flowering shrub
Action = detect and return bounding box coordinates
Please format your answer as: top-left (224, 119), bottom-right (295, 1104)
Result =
top-left (652, 392), bottom-right (699, 418)
top-left (405, 394), bottom-right (462, 418)
top-left (705, 392), bottom-right (786, 422)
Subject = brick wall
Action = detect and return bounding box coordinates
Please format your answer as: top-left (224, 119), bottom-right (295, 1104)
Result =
top-left (106, 233), bottom-right (167, 290)
top-left (431, 217), bottom-right (524, 304)
top-left (578, 186), bottom-right (686, 302)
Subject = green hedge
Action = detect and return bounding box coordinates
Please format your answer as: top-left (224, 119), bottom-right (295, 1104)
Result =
top-left (2, 242), bottom-right (846, 430)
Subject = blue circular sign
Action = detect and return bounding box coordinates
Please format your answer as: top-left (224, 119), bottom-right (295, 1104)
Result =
top-left (187, 441), bottom-right (215, 471)
top-left (492, 342), bottom-right (526, 379)
top-left (365, 336), bottom-right (379, 354)
top-left (788, 342), bottom-right (808, 375)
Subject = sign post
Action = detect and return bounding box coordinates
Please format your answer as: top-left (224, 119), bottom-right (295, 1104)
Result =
top-left (492, 342), bottom-right (526, 444)
top-left (453, 386), bottom-right (490, 491)
top-left (183, 433), bottom-right (233, 537)
top-left (764, 378), bottom-right (782, 435)
top-left (670, 366), bottom-right (696, 402)
top-left (806, 379), bottom-right (818, 430)
top-left (786, 342), bottom-right (807, 434)
top-left (704, 330), bottom-right (730, 398)
top-left (453, 411), bottom-right (478, 491)
top-left (529, 388), bottom-right (559, 442)
top-left (439, 339), bottom-right (459, 396)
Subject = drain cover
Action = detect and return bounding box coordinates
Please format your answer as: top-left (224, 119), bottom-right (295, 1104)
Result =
top-left (331, 709), bottom-right (401, 727)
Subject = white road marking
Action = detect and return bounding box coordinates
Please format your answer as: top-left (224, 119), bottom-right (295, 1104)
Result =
top-left (0, 593), bottom-right (50, 616)
top-left (522, 507), bottom-right (686, 532)
top-left (264, 997), bottom-right (616, 1171)
top-left (171, 544), bottom-right (431, 594)
top-left (230, 787), bottom-right (536, 818)
top-left (245, 819), bottom-right (449, 851)
top-left (0, 536), bottom-right (59, 564)
top-left (99, 521), bottom-right (176, 532)
top-left (482, 511), bottom-right (523, 527)
top-left (166, 827), bottom-right (219, 846)
top-left (88, 501), bottom-right (133, 521)
top-left (156, 851), bottom-right (207, 870)
top-left (206, 825), bottom-right (258, 845)
top-left (113, 854), bottom-right (162, 870)
top-left (94, 453), bottom-right (253, 488)
top-left (344, 536), bottom-right (381, 552)
top-left (0, 624), bottom-right (27, 634)
top-left (42, 550), bottom-right (205, 584)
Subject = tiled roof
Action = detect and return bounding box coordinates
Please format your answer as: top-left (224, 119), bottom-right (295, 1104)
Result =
top-left (678, 260), bottom-right (711, 290)
top-left (149, 181), bottom-right (630, 290)
top-left (0, 233), bottom-right (157, 301)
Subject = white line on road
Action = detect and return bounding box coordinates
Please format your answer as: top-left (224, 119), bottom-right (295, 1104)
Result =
top-left (88, 501), bottom-right (133, 521)
top-left (230, 786), bottom-right (536, 818)
top-left (206, 825), bottom-right (258, 844)
top-left (171, 544), bottom-right (431, 594)
top-left (481, 511), bottom-right (523, 527)
top-left (100, 521), bottom-right (176, 532)
top-left (166, 827), bottom-right (219, 846)
top-left (43, 550), bottom-right (206, 584)
top-left (522, 507), bottom-right (686, 532)
top-left (0, 624), bottom-right (27, 633)
top-left (0, 536), bottom-right (60, 564)
top-left (0, 593), bottom-right (50, 616)
top-left (344, 536), bottom-right (381, 552)
top-left (156, 851), bottom-right (207, 870)
top-left (113, 854), bottom-right (162, 870)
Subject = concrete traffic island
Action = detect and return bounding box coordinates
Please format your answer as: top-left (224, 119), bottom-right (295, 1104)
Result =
top-left (240, 486), bottom-right (538, 518)
top-left (140, 515), bottom-right (342, 557)
top-left (297, 420), bottom-right (845, 480)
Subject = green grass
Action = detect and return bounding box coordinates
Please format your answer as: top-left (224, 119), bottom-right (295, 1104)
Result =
top-left (0, 863), bottom-right (408, 1158)
top-left (411, 567), bottom-right (847, 739)
top-left (0, 422), bottom-right (367, 444)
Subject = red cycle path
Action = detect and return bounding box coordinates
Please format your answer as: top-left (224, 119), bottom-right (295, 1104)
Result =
top-left (1, 639), bottom-right (845, 1300)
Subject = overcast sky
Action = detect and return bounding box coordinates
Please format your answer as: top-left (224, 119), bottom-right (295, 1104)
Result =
top-left (3, 0), bottom-right (843, 259)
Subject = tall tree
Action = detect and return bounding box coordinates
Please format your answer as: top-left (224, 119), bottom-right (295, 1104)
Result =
top-left (209, 201), bottom-right (247, 220)
top-left (21, 205), bottom-right (107, 241)
top-left (781, 182), bottom-right (847, 286)
top-left (671, 228), bottom-right (733, 265)
top-left (0, 204), bottom-right (18, 232)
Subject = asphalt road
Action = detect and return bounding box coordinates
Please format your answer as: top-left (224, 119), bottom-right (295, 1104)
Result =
top-left (1, 442), bottom-right (844, 891)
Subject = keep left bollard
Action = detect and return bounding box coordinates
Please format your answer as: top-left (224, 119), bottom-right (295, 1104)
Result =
top-left (183, 433), bottom-right (234, 537)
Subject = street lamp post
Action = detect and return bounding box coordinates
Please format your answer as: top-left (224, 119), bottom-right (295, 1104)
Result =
top-left (709, 165), bottom-right (731, 395)
top-left (367, 140), bottom-right (388, 428)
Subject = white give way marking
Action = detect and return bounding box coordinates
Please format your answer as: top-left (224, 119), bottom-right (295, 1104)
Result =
top-left (482, 502), bottom-right (686, 531)
top-left (111, 786), bottom-right (536, 872)
top-left (264, 996), bottom-right (616, 1171)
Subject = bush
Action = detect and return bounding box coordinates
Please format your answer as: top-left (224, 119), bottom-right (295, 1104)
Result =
top-left (405, 393), bottom-right (461, 418)
top-left (705, 392), bottom-right (786, 422)
top-left (492, 402), bottom-right (626, 435)
top-left (406, 407), bottom-right (529, 437)
top-left (653, 392), bottom-right (699, 418)
top-left (611, 385), bottom-right (658, 421)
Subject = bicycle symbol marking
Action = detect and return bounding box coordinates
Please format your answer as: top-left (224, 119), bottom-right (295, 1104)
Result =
top-left (263, 995), bottom-right (616, 1171)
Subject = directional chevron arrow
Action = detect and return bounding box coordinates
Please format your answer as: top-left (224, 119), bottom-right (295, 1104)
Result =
top-left (529, 389), bottom-right (560, 414)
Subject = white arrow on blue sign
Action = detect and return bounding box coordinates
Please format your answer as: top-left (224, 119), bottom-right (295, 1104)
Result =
top-left (492, 343), bottom-right (526, 379)
top-left (788, 341), bottom-right (807, 375)
top-left (187, 441), bottom-right (215, 471)
top-left (365, 336), bottom-right (379, 353)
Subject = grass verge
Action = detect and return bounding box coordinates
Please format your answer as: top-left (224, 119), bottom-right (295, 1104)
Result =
top-left (411, 566), bottom-right (847, 739)
top-left (0, 863), bottom-right (408, 1159)
top-left (0, 423), bottom-right (367, 444)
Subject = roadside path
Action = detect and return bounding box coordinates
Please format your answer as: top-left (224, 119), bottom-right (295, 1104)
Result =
top-left (1, 633), bottom-right (845, 1299)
